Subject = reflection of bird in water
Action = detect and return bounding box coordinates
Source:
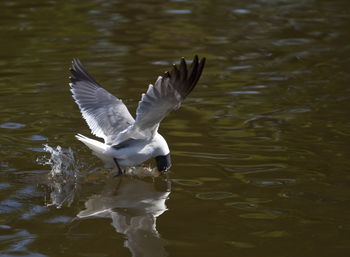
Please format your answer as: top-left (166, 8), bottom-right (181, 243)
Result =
top-left (77, 174), bottom-right (171, 257)
top-left (69, 56), bottom-right (205, 174)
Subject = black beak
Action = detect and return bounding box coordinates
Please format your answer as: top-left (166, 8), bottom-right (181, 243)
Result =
top-left (155, 153), bottom-right (171, 172)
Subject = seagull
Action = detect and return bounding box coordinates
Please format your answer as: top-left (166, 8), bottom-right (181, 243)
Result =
top-left (69, 56), bottom-right (206, 175)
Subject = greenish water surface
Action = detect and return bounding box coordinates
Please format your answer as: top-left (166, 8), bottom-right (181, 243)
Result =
top-left (1, 0), bottom-right (350, 256)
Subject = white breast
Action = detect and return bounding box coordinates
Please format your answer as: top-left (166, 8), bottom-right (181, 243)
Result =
top-left (105, 133), bottom-right (170, 167)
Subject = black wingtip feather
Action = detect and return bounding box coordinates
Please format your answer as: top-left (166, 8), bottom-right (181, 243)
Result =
top-left (190, 55), bottom-right (199, 69)
top-left (179, 57), bottom-right (188, 82)
top-left (69, 58), bottom-right (100, 86)
top-left (193, 57), bottom-right (206, 87)
top-left (167, 55), bottom-right (206, 98)
top-left (164, 71), bottom-right (171, 78)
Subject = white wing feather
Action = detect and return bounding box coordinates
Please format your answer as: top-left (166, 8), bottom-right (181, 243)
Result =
top-left (69, 58), bottom-right (135, 144)
top-left (115, 56), bottom-right (206, 144)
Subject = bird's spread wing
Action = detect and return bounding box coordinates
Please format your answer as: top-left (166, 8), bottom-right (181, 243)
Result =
top-left (115, 55), bottom-right (206, 143)
top-left (69, 58), bottom-right (135, 144)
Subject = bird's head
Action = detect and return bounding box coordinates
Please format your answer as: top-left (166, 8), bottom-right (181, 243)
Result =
top-left (155, 153), bottom-right (171, 172)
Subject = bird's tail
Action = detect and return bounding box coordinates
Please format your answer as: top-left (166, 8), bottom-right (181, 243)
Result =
top-left (75, 134), bottom-right (113, 166)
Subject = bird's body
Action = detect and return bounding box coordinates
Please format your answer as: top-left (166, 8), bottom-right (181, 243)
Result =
top-left (69, 56), bottom-right (205, 173)
top-left (75, 133), bottom-right (169, 168)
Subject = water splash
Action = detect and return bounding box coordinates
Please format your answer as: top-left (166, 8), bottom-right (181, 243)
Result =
top-left (37, 145), bottom-right (163, 207)
top-left (37, 145), bottom-right (81, 208)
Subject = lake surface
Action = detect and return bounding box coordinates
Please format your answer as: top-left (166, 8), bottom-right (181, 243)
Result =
top-left (1, 0), bottom-right (350, 256)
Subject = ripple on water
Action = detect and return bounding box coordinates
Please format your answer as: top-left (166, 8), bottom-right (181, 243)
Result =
top-left (225, 202), bottom-right (259, 210)
top-left (227, 65), bottom-right (253, 71)
top-left (46, 216), bottom-right (72, 223)
top-left (198, 177), bottom-right (221, 182)
top-left (165, 9), bottom-right (192, 14)
top-left (0, 183), bottom-right (11, 190)
top-left (168, 131), bottom-right (202, 137)
top-left (225, 240), bottom-right (255, 248)
top-left (232, 9), bottom-right (251, 14)
top-left (15, 185), bottom-right (42, 199)
top-left (27, 147), bottom-right (46, 152)
top-left (0, 229), bottom-right (46, 257)
top-left (0, 199), bottom-right (22, 214)
top-left (195, 192), bottom-right (237, 200)
top-left (175, 151), bottom-right (231, 160)
top-left (273, 38), bottom-right (312, 46)
top-left (172, 179), bottom-right (203, 187)
top-left (232, 52), bottom-right (269, 61)
top-left (239, 212), bottom-right (279, 220)
top-left (252, 230), bottom-right (289, 238)
top-left (22, 205), bottom-right (46, 219)
top-left (229, 90), bottom-right (260, 95)
top-left (151, 60), bottom-right (170, 66)
top-left (227, 163), bottom-right (286, 173)
top-left (250, 178), bottom-right (296, 186)
top-left (245, 197), bottom-right (273, 204)
top-left (0, 122), bottom-right (26, 129)
top-left (27, 135), bottom-right (47, 141)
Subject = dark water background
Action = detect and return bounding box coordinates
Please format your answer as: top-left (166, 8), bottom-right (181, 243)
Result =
top-left (1, 0), bottom-right (350, 256)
